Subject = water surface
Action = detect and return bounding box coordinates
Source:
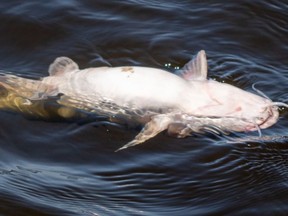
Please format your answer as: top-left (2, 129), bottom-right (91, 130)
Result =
top-left (0, 1), bottom-right (288, 215)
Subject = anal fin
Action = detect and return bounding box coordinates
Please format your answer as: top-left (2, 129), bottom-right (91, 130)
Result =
top-left (115, 114), bottom-right (173, 152)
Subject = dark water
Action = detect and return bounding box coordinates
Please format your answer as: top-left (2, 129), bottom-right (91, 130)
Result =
top-left (0, 1), bottom-right (288, 215)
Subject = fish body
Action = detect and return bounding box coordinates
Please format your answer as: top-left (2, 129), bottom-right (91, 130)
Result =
top-left (0, 51), bottom-right (280, 151)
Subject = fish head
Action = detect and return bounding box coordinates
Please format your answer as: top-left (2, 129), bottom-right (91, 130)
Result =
top-left (204, 80), bottom-right (279, 132)
top-left (178, 50), bottom-right (280, 134)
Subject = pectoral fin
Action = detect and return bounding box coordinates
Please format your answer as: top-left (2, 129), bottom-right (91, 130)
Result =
top-left (115, 114), bottom-right (173, 152)
top-left (167, 123), bottom-right (193, 138)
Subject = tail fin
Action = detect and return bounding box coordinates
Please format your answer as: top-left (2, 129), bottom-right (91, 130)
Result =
top-left (0, 73), bottom-right (57, 100)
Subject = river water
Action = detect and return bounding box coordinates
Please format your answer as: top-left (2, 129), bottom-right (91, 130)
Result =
top-left (0, 1), bottom-right (288, 215)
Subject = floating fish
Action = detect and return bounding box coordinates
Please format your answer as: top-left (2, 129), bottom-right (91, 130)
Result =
top-left (0, 50), bottom-right (286, 151)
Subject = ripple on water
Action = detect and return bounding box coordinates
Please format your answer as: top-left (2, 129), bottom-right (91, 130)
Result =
top-left (0, 0), bottom-right (288, 215)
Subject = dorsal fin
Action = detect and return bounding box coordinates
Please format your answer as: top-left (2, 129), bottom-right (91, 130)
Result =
top-left (48, 57), bottom-right (79, 76)
top-left (177, 50), bottom-right (208, 81)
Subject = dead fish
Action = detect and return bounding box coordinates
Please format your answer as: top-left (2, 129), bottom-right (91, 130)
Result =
top-left (0, 50), bottom-right (286, 151)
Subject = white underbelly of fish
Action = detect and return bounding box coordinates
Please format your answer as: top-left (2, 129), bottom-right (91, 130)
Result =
top-left (57, 69), bottom-right (189, 118)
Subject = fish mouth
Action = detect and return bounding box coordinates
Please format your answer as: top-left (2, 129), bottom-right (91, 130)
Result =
top-left (244, 107), bottom-right (279, 132)
top-left (259, 107), bottom-right (279, 129)
top-left (244, 117), bottom-right (271, 132)
top-left (257, 117), bottom-right (272, 129)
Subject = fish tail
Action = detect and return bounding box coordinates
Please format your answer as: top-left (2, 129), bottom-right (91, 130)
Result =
top-left (0, 73), bottom-right (52, 100)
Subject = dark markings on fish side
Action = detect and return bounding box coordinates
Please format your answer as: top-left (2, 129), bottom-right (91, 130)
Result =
top-left (121, 67), bottom-right (134, 73)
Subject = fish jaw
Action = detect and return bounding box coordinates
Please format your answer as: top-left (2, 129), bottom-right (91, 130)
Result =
top-left (245, 105), bottom-right (279, 131)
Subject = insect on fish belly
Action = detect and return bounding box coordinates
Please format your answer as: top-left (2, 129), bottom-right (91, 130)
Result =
top-left (0, 50), bottom-right (287, 151)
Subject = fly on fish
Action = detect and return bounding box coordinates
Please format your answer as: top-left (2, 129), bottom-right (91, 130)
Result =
top-left (0, 50), bottom-right (287, 151)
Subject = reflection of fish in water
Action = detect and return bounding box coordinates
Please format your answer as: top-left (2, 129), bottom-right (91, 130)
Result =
top-left (0, 50), bottom-right (287, 151)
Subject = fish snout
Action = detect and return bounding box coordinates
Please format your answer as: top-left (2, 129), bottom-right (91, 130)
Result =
top-left (258, 106), bottom-right (279, 129)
